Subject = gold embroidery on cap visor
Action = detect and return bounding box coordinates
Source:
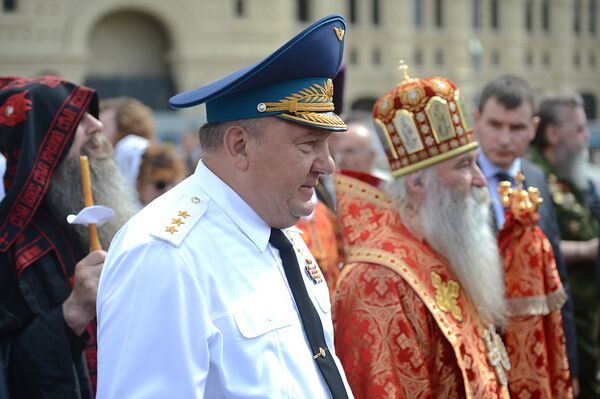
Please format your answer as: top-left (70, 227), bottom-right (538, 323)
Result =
top-left (373, 76), bottom-right (477, 177)
top-left (258, 79), bottom-right (346, 130)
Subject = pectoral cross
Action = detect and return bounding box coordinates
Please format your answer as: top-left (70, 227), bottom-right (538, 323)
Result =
top-left (483, 324), bottom-right (511, 386)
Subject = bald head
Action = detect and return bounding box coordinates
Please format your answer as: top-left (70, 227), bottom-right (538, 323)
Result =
top-left (332, 121), bottom-right (376, 173)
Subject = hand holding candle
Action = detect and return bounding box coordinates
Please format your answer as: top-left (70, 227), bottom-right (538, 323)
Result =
top-left (79, 155), bottom-right (102, 251)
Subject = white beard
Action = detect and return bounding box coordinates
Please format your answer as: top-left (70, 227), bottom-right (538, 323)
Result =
top-left (46, 133), bottom-right (137, 252)
top-left (555, 145), bottom-right (590, 191)
top-left (417, 173), bottom-right (507, 328)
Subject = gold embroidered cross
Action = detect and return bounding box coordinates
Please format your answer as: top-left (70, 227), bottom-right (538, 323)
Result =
top-left (431, 271), bottom-right (463, 322)
top-left (483, 324), bottom-right (510, 386)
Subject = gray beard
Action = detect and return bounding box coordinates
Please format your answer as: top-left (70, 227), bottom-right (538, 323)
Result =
top-left (555, 145), bottom-right (590, 191)
top-left (46, 133), bottom-right (137, 252)
top-left (417, 174), bottom-right (507, 328)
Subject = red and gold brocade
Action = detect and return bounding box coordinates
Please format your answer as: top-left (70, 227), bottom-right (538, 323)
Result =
top-left (295, 201), bottom-right (344, 300)
top-left (332, 172), bottom-right (510, 399)
top-left (498, 208), bottom-right (572, 399)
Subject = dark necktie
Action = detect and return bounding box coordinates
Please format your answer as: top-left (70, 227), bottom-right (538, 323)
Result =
top-left (269, 228), bottom-right (348, 399)
top-left (495, 171), bottom-right (514, 185)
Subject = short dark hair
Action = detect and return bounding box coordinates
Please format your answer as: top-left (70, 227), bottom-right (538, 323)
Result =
top-left (532, 91), bottom-right (584, 150)
top-left (478, 75), bottom-right (535, 113)
top-left (198, 118), bottom-right (266, 153)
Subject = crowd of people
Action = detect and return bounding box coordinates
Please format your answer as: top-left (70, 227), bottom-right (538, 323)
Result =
top-left (0, 13), bottom-right (599, 399)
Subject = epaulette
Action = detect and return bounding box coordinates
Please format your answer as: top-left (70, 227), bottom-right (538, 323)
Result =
top-left (150, 194), bottom-right (208, 247)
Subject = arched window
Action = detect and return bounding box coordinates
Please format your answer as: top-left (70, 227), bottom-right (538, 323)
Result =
top-left (574, 0), bottom-right (581, 33)
top-left (491, 0), bottom-right (500, 30)
top-left (85, 11), bottom-right (175, 110)
top-left (3, 0), bottom-right (15, 11)
top-left (413, 0), bottom-right (423, 27)
top-left (348, 0), bottom-right (357, 24)
top-left (525, 0), bottom-right (533, 32)
top-left (434, 0), bottom-right (443, 28)
top-left (372, 0), bottom-right (381, 26)
top-left (297, 0), bottom-right (310, 22)
top-left (541, 0), bottom-right (551, 32)
top-left (234, 0), bottom-right (245, 17)
top-left (590, 0), bottom-right (597, 34)
top-left (472, 0), bottom-right (481, 29)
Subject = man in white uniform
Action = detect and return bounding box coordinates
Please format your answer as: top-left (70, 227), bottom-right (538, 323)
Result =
top-left (96, 15), bottom-right (353, 398)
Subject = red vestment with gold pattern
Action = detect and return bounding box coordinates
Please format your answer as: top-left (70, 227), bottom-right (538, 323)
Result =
top-left (498, 182), bottom-right (572, 399)
top-left (333, 172), bottom-right (511, 399)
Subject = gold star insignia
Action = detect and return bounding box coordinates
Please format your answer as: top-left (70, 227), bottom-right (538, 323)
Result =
top-left (171, 217), bottom-right (185, 226)
top-left (165, 226), bottom-right (178, 234)
top-left (178, 210), bottom-right (190, 218)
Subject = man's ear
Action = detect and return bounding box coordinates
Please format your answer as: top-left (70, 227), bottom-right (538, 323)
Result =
top-left (406, 171), bottom-right (427, 202)
top-left (222, 125), bottom-right (250, 171)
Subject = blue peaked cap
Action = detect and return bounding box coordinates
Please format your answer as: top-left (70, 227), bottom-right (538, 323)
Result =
top-left (169, 15), bottom-right (347, 131)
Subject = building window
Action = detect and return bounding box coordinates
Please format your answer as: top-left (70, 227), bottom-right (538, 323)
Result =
top-left (491, 0), bottom-right (500, 30)
top-left (591, 0), bottom-right (597, 34)
top-left (415, 48), bottom-right (424, 66)
top-left (349, 48), bottom-right (358, 65)
top-left (472, 0), bottom-right (481, 29)
top-left (491, 50), bottom-right (500, 66)
top-left (414, 0), bottom-right (422, 27)
top-left (434, 0), bottom-right (444, 28)
top-left (234, 0), bottom-right (245, 17)
top-left (542, 52), bottom-right (551, 66)
top-left (435, 49), bottom-right (444, 65)
top-left (525, 50), bottom-right (533, 66)
top-left (590, 52), bottom-right (597, 67)
top-left (372, 0), bottom-right (381, 26)
top-left (3, 0), bottom-right (16, 11)
top-left (373, 48), bottom-right (381, 65)
top-left (297, 0), bottom-right (310, 22)
top-left (574, 0), bottom-right (581, 33)
top-left (348, 0), bottom-right (357, 24)
top-left (574, 52), bottom-right (581, 67)
top-left (525, 0), bottom-right (533, 32)
top-left (541, 0), bottom-right (550, 32)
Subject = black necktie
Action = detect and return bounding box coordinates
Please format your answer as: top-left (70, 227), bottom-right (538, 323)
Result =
top-left (495, 172), bottom-right (514, 185)
top-left (269, 228), bottom-right (348, 399)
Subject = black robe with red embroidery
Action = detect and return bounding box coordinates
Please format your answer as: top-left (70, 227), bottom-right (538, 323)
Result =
top-left (0, 77), bottom-right (98, 398)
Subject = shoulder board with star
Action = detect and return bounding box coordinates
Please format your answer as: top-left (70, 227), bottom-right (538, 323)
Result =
top-left (150, 194), bottom-right (208, 247)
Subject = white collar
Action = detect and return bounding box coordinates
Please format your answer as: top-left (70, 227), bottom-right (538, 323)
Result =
top-left (192, 160), bottom-right (272, 252)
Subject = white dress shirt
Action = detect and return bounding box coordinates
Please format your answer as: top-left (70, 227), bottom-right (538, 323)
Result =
top-left (477, 152), bottom-right (521, 229)
top-left (97, 160), bottom-right (353, 398)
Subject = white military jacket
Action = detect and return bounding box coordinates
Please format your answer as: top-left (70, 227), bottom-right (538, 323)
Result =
top-left (96, 161), bottom-right (353, 398)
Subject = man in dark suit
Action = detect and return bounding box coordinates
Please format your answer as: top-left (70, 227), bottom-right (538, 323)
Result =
top-left (474, 75), bottom-right (580, 395)
top-left (530, 91), bottom-right (600, 398)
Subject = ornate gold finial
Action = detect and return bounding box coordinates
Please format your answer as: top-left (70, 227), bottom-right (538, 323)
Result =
top-left (398, 60), bottom-right (410, 82)
top-left (498, 172), bottom-right (544, 219)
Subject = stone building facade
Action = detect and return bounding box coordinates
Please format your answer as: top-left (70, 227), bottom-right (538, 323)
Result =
top-left (1, 0), bottom-right (598, 119)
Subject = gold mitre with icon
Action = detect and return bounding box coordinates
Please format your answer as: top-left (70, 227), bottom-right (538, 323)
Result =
top-left (372, 62), bottom-right (477, 177)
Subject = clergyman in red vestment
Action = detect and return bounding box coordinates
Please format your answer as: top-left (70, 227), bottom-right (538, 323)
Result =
top-left (333, 65), bottom-right (511, 399)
